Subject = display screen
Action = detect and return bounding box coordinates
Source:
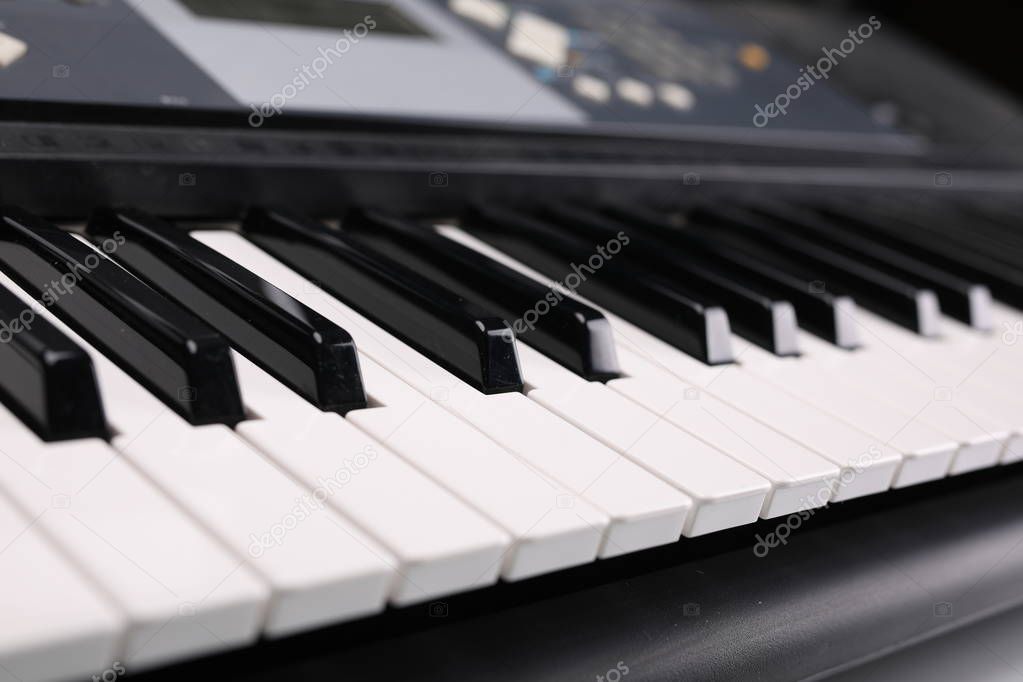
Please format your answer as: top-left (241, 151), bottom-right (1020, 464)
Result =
top-left (179, 0), bottom-right (431, 36)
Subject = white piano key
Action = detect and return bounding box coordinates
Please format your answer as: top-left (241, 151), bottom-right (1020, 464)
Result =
top-left (350, 356), bottom-right (609, 577)
top-left (802, 329), bottom-right (1010, 468)
top-left (629, 353), bottom-right (901, 501)
top-left (851, 309), bottom-right (1021, 416)
top-left (458, 391), bottom-right (695, 546)
top-left (0, 407), bottom-right (268, 669)
top-left (0, 492), bottom-right (123, 682)
top-left (116, 419), bottom-right (394, 638)
top-left (0, 272), bottom-right (396, 639)
top-left (195, 232), bottom-right (683, 572)
top-left (809, 311), bottom-right (1015, 473)
top-left (734, 334), bottom-right (959, 487)
top-left (607, 347), bottom-right (841, 517)
top-left (232, 353), bottom-right (511, 604)
top-left (438, 226), bottom-right (903, 500)
top-left (518, 346), bottom-right (768, 535)
top-left (441, 388), bottom-right (694, 547)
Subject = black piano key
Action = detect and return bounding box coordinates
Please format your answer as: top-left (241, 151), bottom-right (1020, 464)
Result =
top-left (0, 207), bottom-right (245, 426)
top-left (538, 203), bottom-right (800, 356)
top-left (602, 203), bottom-right (859, 348)
top-left (340, 209), bottom-right (621, 381)
top-left (0, 283), bottom-right (107, 441)
top-left (957, 198), bottom-right (1023, 251)
top-left (687, 204), bottom-right (941, 336)
top-left (461, 204), bottom-right (735, 365)
top-left (806, 200), bottom-right (1023, 309)
top-left (856, 196), bottom-right (1023, 269)
top-left (241, 208), bottom-right (523, 395)
top-left (743, 200), bottom-right (992, 329)
top-left (85, 208), bottom-right (368, 414)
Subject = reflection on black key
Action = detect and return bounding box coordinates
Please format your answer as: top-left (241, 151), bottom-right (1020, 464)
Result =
top-left (0, 283), bottom-right (107, 441)
top-left (342, 209), bottom-right (621, 381)
top-left (85, 208), bottom-right (368, 414)
top-left (539, 203), bottom-right (800, 356)
top-left (462, 204), bottom-right (734, 365)
top-left (242, 208), bottom-right (523, 395)
top-left (744, 200), bottom-right (993, 329)
top-left (830, 196), bottom-right (1023, 274)
top-left (860, 195), bottom-right (1023, 267)
top-left (808, 201), bottom-right (1023, 310)
top-left (602, 203), bottom-right (860, 348)
top-left (0, 207), bottom-right (245, 426)
top-left (689, 204), bottom-right (941, 336)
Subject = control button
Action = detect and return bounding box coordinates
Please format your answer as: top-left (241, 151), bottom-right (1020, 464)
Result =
top-left (573, 74), bottom-right (611, 103)
top-left (658, 82), bottom-right (695, 111)
top-left (738, 43), bottom-right (771, 71)
top-left (0, 32), bottom-right (27, 68)
top-left (507, 11), bottom-right (570, 68)
top-left (449, 0), bottom-right (509, 31)
top-left (616, 78), bottom-right (653, 107)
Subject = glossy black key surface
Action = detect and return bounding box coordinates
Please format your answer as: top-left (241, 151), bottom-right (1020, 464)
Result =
top-left (242, 208), bottom-right (523, 394)
top-left (341, 209), bottom-right (621, 381)
top-left (85, 208), bottom-right (368, 413)
top-left (743, 200), bottom-right (992, 329)
top-left (539, 203), bottom-right (800, 356)
top-left (842, 195), bottom-right (1023, 271)
top-left (688, 204), bottom-right (941, 336)
top-left (0, 283), bottom-right (107, 441)
top-left (461, 204), bottom-right (734, 365)
top-left (0, 207), bottom-right (245, 426)
top-left (806, 200), bottom-right (1023, 309)
top-left (602, 204), bottom-right (860, 348)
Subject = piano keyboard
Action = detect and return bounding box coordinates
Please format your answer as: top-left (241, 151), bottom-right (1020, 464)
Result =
top-left (2, 194), bottom-right (1022, 681)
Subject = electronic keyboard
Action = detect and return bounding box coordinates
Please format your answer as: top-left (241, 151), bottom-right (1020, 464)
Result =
top-left (2, 1), bottom-right (1023, 681)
